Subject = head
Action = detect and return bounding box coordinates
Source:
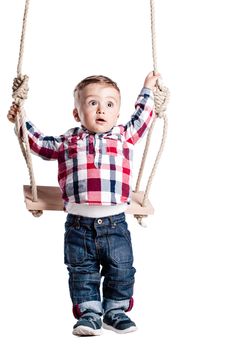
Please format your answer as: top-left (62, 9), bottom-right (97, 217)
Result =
top-left (73, 75), bottom-right (121, 133)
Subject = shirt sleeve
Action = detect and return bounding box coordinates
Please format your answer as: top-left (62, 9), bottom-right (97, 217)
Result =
top-left (16, 120), bottom-right (65, 160)
top-left (123, 87), bottom-right (156, 145)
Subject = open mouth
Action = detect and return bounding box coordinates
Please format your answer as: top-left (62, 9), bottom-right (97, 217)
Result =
top-left (96, 118), bottom-right (106, 123)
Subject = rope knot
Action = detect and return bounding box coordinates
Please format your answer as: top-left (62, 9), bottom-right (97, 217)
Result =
top-left (153, 80), bottom-right (170, 118)
top-left (12, 75), bottom-right (29, 106)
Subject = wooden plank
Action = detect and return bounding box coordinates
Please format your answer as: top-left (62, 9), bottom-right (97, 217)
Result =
top-left (24, 185), bottom-right (63, 211)
top-left (23, 185), bottom-right (154, 215)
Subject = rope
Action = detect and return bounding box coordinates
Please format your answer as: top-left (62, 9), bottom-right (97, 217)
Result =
top-left (150, 0), bottom-right (158, 74)
top-left (12, 0), bottom-right (42, 217)
top-left (17, 0), bottom-right (30, 77)
top-left (135, 0), bottom-right (170, 225)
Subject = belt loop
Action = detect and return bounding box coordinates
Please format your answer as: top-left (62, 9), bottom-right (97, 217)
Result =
top-left (109, 215), bottom-right (116, 228)
top-left (72, 215), bottom-right (80, 229)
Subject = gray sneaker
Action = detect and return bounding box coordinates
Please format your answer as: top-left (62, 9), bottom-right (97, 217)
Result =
top-left (73, 312), bottom-right (103, 336)
top-left (103, 310), bottom-right (137, 334)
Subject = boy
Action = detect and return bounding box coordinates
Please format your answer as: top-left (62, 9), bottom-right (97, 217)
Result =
top-left (8, 71), bottom-right (159, 336)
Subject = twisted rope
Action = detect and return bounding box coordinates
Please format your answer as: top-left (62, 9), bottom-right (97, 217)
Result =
top-left (135, 0), bottom-right (170, 225)
top-left (17, 0), bottom-right (30, 77)
top-left (12, 0), bottom-right (42, 217)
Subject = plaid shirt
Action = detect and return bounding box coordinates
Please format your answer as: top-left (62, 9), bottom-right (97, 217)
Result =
top-left (24, 87), bottom-right (155, 206)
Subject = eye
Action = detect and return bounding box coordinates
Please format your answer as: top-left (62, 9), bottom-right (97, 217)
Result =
top-left (88, 100), bottom-right (97, 106)
top-left (107, 101), bottom-right (114, 108)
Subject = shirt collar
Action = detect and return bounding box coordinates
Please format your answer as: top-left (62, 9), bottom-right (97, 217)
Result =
top-left (79, 125), bottom-right (115, 138)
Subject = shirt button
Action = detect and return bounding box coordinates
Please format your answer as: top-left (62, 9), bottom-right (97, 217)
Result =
top-left (97, 219), bottom-right (102, 225)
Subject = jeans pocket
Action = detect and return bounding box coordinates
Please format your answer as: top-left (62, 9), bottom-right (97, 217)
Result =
top-left (108, 221), bottom-right (133, 264)
top-left (64, 226), bottom-right (87, 265)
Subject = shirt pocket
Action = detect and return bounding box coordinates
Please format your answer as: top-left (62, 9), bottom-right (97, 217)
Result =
top-left (104, 134), bottom-right (123, 156)
top-left (67, 136), bottom-right (83, 158)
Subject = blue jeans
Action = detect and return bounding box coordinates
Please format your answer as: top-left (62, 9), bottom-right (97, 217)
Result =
top-left (64, 212), bottom-right (136, 318)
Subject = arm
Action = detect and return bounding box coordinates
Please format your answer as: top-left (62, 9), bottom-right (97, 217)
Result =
top-left (123, 71), bottom-right (159, 145)
top-left (23, 121), bottom-right (64, 160)
top-left (7, 104), bottom-right (64, 160)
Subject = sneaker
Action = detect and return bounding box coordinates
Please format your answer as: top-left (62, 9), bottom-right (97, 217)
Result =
top-left (73, 312), bottom-right (103, 336)
top-left (103, 310), bottom-right (137, 334)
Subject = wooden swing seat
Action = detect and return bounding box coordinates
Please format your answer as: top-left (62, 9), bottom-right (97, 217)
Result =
top-left (23, 185), bottom-right (154, 215)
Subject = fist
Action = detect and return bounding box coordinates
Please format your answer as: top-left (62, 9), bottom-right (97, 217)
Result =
top-left (7, 103), bottom-right (19, 123)
top-left (144, 71), bottom-right (160, 90)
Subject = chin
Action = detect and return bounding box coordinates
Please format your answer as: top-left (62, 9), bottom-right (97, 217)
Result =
top-left (93, 125), bottom-right (111, 133)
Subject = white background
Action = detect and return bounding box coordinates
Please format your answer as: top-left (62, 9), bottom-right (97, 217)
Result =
top-left (0, 0), bottom-right (233, 349)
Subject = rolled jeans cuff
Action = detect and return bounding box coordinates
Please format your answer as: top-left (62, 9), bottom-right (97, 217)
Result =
top-left (103, 297), bottom-right (134, 314)
top-left (73, 300), bottom-right (103, 319)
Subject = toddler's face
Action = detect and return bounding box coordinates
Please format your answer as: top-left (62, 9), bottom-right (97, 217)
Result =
top-left (74, 83), bottom-right (120, 133)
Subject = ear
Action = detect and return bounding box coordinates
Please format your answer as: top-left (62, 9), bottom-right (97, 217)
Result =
top-left (73, 108), bottom-right (80, 122)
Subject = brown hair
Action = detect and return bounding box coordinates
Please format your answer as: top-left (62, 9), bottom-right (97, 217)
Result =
top-left (74, 75), bottom-right (120, 98)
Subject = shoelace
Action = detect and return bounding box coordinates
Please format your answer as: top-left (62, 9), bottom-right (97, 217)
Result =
top-left (106, 310), bottom-right (131, 326)
top-left (81, 312), bottom-right (101, 328)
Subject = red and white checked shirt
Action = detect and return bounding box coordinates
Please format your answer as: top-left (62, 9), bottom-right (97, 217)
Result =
top-left (24, 88), bottom-right (155, 207)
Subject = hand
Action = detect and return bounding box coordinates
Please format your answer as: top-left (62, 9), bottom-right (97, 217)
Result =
top-left (144, 71), bottom-right (160, 90)
top-left (7, 103), bottom-right (19, 123)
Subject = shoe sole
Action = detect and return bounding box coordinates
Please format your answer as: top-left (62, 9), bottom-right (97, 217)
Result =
top-left (103, 322), bottom-right (137, 334)
top-left (73, 325), bottom-right (103, 336)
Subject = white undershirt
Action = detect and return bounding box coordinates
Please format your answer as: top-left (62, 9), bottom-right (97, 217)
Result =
top-left (66, 202), bottom-right (128, 218)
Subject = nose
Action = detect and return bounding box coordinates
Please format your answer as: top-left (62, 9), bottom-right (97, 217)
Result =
top-left (96, 104), bottom-right (105, 114)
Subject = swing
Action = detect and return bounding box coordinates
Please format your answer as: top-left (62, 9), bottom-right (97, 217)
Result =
top-left (11, 0), bottom-right (169, 224)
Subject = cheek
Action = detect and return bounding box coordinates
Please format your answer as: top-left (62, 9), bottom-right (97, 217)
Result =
top-left (84, 111), bottom-right (95, 123)
top-left (110, 115), bottom-right (119, 126)
top-left (81, 107), bottom-right (92, 116)
top-left (85, 106), bottom-right (95, 114)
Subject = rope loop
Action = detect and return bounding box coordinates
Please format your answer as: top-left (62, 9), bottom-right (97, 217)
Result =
top-left (153, 79), bottom-right (170, 119)
top-left (30, 210), bottom-right (43, 217)
top-left (134, 215), bottom-right (148, 227)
